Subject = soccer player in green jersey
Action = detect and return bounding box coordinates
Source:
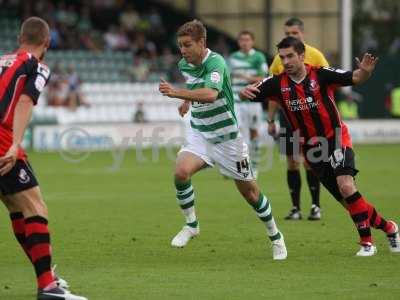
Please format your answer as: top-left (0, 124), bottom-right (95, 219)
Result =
top-left (228, 30), bottom-right (268, 178)
top-left (158, 20), bottom-right (287, 260)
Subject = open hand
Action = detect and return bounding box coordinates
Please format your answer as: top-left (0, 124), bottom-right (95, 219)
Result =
top-left (239, 84), bottom-right (260, 100)
top-left (159, 78), bottom-right (176, 98)
top-left (0, 144), bottom-right (19, 176)
top-left (355, 53), bottom-right (378, 74)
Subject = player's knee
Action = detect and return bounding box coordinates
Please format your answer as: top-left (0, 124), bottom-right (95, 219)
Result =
top-left (18, 191), bottom-right (48, 218)
top-left (174, 167), bottom-right (191, 182)
top-left (338, 182), bottom-right (357, 198)
top-left (240, 185), bottom-right (259, 203)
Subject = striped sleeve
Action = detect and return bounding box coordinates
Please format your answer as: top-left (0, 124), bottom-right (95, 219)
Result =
top-left (22, 59), bottom-right (51, 105)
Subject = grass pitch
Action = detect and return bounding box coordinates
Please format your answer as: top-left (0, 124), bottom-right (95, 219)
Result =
top-left (1, 144), bottom-right (399, 300)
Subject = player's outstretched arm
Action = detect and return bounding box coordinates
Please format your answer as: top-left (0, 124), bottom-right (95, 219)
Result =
top-left (352, 53), bottom-right (378, 85)
top-left (159, 78), bottom-right (218, 103)
top-left (239, 84), bottom-right (260, 100)
top-left (0, 94), bottom-right (33, 175)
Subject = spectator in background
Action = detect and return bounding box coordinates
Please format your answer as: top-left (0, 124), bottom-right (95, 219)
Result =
top-left (387, 83), bottom-right (400, 118)
top-left (133, 101), bottom-right (147, 123)
top-left (77, 5), bottom-right (92, 32)
top-left (104, 25), bottom-right (130, 51)
top-left (127, 55), bottom-right (150, 82)
top-left (65, 64), bottom-right (89, 110)
top-left (132, 32), bottom-right (157, 59)
top-left (146, 6), bottom-right (164, 37)
top-left (337, 90), bottom-right (361, 120)
top-left (48, 19), bottom-right (62, 49)
top-left (47, 63), bottom-right (70, 106)
top-left (158, 47), bottom-right (181, 82)
top-left (120, 4), bottom-right (140, 34)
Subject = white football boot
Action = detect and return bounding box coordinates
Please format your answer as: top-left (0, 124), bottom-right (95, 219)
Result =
top-left (171, 225), bottom-right (200, 247)
top-left (272, 232), bottom-right (288, 260)
top-left (37, 286), bottom-right (88, 300)
top-left (356, 243), bottom-right (377, 257)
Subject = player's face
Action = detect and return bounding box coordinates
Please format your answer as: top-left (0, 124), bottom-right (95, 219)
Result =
top-left (178, 35), bottom-right (205, 64)
top-left (284, 25), bottom-right (305, 42)
top-left (279, 47), bottom-right (305, 75)
top-left (238, 34), bottom-right (254, 53)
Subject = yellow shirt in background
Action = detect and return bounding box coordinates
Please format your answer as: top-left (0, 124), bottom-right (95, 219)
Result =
top-left (269, 43), bottom-right (329, 75)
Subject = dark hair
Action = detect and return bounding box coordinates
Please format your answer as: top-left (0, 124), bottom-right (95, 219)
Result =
top-left (177, 19), bottom-right (206, 41)
top-left (20, 16), bottom-right (49, 46)
top-left (284, 17), bottom-right (304, 31)
top-left (238, 30), bottom-right (254, 40)
top-left (276, 36), bottom-right (305, 55)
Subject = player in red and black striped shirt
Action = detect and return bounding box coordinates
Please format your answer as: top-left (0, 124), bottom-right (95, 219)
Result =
top-left (241, 36), bottom-right (400, 256)
top-left (0, 17), bottom-right (86, 300)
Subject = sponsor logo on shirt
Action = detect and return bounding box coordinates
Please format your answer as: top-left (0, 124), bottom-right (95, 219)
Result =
top-left (285, 96), bottom-right (320, 111)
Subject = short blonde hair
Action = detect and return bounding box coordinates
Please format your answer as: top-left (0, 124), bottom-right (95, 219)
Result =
top-left (177, 19), bottom-right (206, 41)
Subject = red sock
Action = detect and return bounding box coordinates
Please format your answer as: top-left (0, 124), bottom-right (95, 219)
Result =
top-left (344, 192), bottom-right (373, 244)
top-left (10, 212), bottom-right (31, 261)
top-left (368, 207), bottom-right (394, 234)
top-left (25, 216), bottom-right (55, 290)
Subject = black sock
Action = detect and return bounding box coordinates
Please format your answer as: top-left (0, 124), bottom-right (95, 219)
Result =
top-left (287, 170), bottom-right (301, 210)
top-left (306, 169), bottom-right (320, 208)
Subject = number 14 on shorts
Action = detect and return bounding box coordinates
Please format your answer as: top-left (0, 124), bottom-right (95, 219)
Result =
top-left (236, 158), bottom-right (250, 178)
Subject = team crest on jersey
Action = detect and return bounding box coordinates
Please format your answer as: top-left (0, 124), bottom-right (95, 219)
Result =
top-left (281, 87), bottom-right (291, 93)
top-left (309, 79), bottom-right (319, 91)
top-left (35, 76), bottom-right (46, 92)
top-left (210, 71), bottom-right (221, 83)
top-left (18, 168), bottom-right (31, 184)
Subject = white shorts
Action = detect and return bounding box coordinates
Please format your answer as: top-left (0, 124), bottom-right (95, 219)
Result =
top-left (179, 128), bottom-right (255, 181)
top-left (235, 102), bottom-right (263, 142)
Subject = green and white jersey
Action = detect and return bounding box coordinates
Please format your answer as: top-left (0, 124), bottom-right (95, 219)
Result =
top-left (178, 49), bottom-right (238, 144)
top-left (228, 49), bottom-right (268, 102)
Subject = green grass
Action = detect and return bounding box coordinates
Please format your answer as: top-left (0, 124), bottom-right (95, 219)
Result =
top-left (1, 144), bottom-right (400, 300)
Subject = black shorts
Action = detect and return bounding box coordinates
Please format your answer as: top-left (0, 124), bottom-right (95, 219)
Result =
top-left (278, 110), bottom-right (300, 156)
top-left (0, 160), bottom-right (39, 196)
top-left (303, 142), bottom-right (359, 201)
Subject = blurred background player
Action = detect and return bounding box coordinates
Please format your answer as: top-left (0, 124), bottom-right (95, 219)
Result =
top-left (159, 20), bottom-right (287, 260)
top-left (268, 17), bottom-right (329, 221)
top-left (228, 30), bottom-right (268, 178)
top-left (0, 17), bottom-right (87, 300)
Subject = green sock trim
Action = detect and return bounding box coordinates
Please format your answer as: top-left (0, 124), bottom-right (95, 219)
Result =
top-left (251, 192), bottom-right (264, 209)
top-left (187, 220), bottom-right (198, 228)
top-left (260, 214), bottom-right (273, 222)
top-left (269, 231), bottom-right (281, 241)
top-left (175, 179), bottom-right (191, 190)
top-left (180, 201), bottom-right (195, 210)
top-left (177, 189), bottom-right (194, 200)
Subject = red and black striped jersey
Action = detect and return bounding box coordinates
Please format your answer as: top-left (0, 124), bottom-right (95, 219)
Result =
top-left (0, 50), bottom-right (50, 159)
top-left (253, 65), bottom-right (353, 147)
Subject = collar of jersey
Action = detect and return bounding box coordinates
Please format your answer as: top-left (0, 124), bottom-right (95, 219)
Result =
top-left (288, 64), bottom-right (312, 84)
top-left (188, 48), bottom-right (211, 67)
top-left (238, 48), bottom-right (255, 57)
